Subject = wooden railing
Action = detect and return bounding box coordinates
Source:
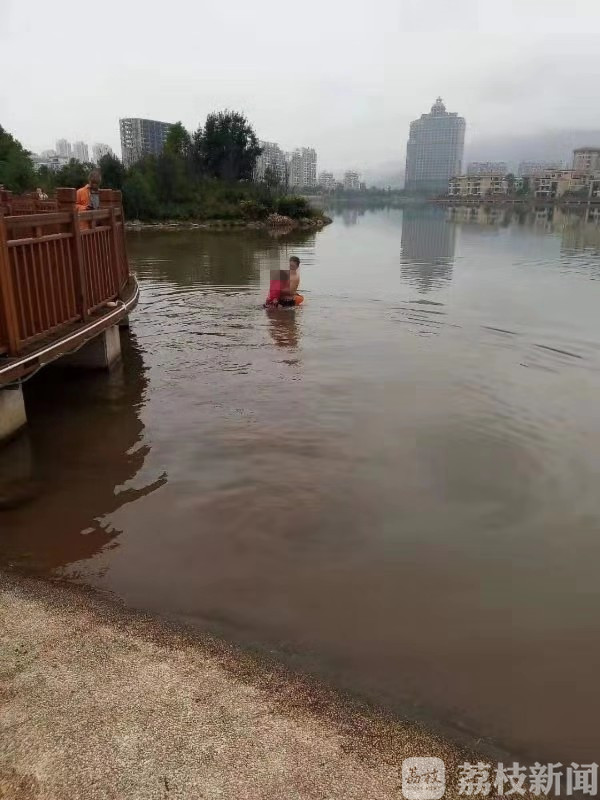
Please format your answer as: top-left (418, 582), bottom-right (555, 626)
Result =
top-left (0, 188), bottom-right (130, 357)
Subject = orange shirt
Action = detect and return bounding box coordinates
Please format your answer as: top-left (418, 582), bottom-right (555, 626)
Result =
top-left (76, 185), bottom-right (93, 213)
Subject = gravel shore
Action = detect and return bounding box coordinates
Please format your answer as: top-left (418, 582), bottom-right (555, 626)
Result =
top-left (1, 572), bottom-right (482, 800)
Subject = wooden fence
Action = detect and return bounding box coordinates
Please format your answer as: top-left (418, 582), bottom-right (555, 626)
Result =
top-left (0, 188), bottom-right (130, 357)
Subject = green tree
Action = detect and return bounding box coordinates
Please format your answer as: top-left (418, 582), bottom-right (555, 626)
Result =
top-left (54, 158), bottom-right (93, 189)
top-left (0, 125), bottom-right (36, 193)
top-left (505, 173), bottom-right (516, 194)
top-left (122, 171), bottom-right (158, 219)
top-left (517, 176), bottom-right (531, 197)
top-left (194, 111), bottom-right (262, 181)
top-left (99, 152), bottom-right (126, 190)
top-left (164, 122), bottom-right (192, 159)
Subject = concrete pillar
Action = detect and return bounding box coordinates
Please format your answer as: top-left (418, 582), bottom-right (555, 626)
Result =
top-left (60, 325), bottom-right (122, 370)
top-left (0, 385), bottom-right (27, 445)
top-left (0, 433), bottom-right (34, 509)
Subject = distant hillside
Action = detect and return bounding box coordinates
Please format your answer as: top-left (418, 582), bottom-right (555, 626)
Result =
top-left (361, 162), bottom-right (405, 189)
top-left (466, 129), bottom-right (600, 170)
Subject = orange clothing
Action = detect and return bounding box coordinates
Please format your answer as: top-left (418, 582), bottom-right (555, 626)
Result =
top-left (76, 185), bottom-right (92, 213)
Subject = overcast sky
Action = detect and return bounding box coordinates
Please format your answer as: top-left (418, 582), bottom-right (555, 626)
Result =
top-left (1, 0), bottom-right (599, 175)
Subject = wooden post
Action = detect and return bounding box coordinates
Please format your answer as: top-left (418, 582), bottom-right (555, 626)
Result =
top-left (0, 210), bottom-right (21, 355)
top-left (99, 189), bottom-right (113, 208)
top-left (57, 188), bottom-right (90, 322)
top-left (112, 190), bottom-right (130, 285)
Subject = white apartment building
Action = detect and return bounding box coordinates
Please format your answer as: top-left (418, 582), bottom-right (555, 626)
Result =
top-left (573, 147), bottom-right (600, 173)
top-left (318, 171), bottom-right (336, 191)
top-left (31, 154), bottom-right (70, 172)
top-left (93, 143), bottom-right (114, 163)
top-left (343, 171), bottom-right (360, 190)
top-left (448, 174), bottom-right (522, 197)
top-left (255, 141), bottom-right (287, 184)
top-left (73, 141), bottom-right (89, 163)
top-left (55, 139), bottom-right (72, 158)
top-left (288, 148), bottom-right (317, 188)
top-left (532, 170), bottom-right (590, 200)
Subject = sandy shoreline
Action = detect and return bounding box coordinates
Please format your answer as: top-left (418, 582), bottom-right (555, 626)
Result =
top-left (1, 571), bottom-right (506, 799)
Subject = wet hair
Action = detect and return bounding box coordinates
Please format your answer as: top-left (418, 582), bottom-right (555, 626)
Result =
top-left (289, 256), bottom-right (300, 266)
top-left (89, 169), bottom-right (101, 183)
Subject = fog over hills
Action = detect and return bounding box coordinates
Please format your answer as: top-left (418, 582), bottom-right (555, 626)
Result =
top-left (466, 129), bottom-right (600, 170)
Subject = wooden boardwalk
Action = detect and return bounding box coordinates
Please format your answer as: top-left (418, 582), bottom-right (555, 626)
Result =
top-left (0, 188), bottom-right (138, 386)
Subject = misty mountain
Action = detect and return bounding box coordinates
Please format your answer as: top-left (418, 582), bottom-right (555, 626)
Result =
top-left (466, 129), bottom-right (600, 170)
top-left (361, 161), bottom-right (405, 189)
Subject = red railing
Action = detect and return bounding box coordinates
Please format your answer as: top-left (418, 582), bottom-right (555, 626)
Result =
top-left (0, 188), bottom-right (130, 357)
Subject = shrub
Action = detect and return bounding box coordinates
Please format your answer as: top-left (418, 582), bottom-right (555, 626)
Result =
top-left (275, 196), bottom-right (314, 219)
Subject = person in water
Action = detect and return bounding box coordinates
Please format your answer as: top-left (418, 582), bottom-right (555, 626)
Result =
top-left (265, 256), bottom-right (303, 307)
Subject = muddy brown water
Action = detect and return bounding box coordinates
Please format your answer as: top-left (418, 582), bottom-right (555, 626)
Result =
top-left (2, 205), bottom-right (600, 763)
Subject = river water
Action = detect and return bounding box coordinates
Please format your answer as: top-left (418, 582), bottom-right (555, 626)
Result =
top-left (2, 204), bottom-right (600, 763)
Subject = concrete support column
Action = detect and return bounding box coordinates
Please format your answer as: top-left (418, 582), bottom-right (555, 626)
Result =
top-left (0, 385), bottom-right (27, 445)
top-left (61, 325), bottom-right (122, 370)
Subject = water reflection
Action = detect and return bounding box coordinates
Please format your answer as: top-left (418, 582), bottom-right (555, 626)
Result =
top-left (4, 211), bottom-right (600, 763)
top-left (266, 308), bottom-right (301, 352)
top-left (128, 229), bottom-right (317, 290)
top-left (400, 207), bottom-right (456, 292)
top-left (0, 332), bottom-right (165, 572)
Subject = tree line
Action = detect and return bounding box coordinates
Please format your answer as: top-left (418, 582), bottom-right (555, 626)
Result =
top-left (0, 113), bottom-right (319, 222)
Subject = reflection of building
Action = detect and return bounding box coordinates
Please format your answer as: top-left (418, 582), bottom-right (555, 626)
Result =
top-left (405, 98), bottom-right (466, 194)
top-left (255, 141), bottom-right (287, 183)
top-left (467, 162), bottom-right (507, 176)
top-left (400, 207), bottom-right (456, 291)
top-left (343, 171), bottom-right (360, 190)
top-left (572, 147), bottom-right (600, 173)
top-left (288, 148), bottom-right (317, 188)
top-left (446, 206), bottom-right (509, 226)
top-left (119, 118), bottom-right (173, 168)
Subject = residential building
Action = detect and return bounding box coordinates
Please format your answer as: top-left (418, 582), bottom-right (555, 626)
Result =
top-left (92, 143), bottom-right (114, 163)
top-left (448, 174), bottom-right (522, 197)
top-left (405, 97), bottom-right (465, 194)
top-left (73, 141), bottom-right (89, 163)
top-left (467, 162), bottom-right (507, 176)
top-left (119, 118), bottom-right (173, 168)
top-left (518, 160), bottom-right (562, 177)
top-left (287, 148), bottom-right (317, 188)
top-left (255, 141), bottom-right (287, 184)
top-left (572, 147), bottom-right (600, 173)
top-left (532, 170), bottom-right (590, 200)
top-left (318, 171), bottom-right (336, 191)
top-left (31, 153), bottom-right (70, 172)
top-left (56, 139), bottom-right (72, 158)
top-left (343, 171), bottom-right (360, 190)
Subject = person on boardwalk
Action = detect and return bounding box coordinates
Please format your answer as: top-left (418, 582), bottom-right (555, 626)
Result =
top-left (264, 257), bottom-right (303, 308)
top-left (76, 170), bottom-right (101, 213)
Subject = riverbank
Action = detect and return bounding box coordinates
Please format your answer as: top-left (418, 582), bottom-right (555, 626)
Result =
top-left (125, 214), bottom-right (333, 233)
top-left (0, 572), bottom-right (486, 800)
